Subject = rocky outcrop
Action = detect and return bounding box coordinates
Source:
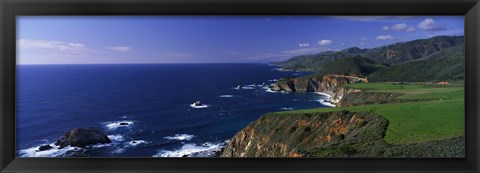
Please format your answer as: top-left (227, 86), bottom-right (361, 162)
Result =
top-left (271, 74), bottom-right (367, 93)
top-left (271, 74), bottom-right (365, 105)
top-left (220, 111), bottom-right (388, 157)
top-left (55, 127), bottom-right (111, 148)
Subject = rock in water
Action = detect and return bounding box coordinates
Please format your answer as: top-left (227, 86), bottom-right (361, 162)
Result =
top-left (38, 145), bottom-right (53, 151)
top-left (119, 122), bottom-right (129, 126)
top-left (55, 127), bottom-right (112, 148)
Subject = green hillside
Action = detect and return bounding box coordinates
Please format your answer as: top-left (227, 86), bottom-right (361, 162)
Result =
top-left (316, 56), bottom-right (387, 77)
top-left (276, 82), bottom-right (465, 144)
top-left (368, 45), bottom-right (464, 82)
top-left (276, 36), bottom-right (463, 68)
top-left (275, 35), bottom-right (464, 82)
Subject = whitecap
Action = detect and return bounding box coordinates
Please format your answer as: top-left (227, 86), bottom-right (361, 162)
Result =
top-left (18, 143), bottom-right (79, 157)
top-left (190, 103), bottom-right (209, 109)
top-left (107, 134), bottom-right (125, 142)
top-left (127, 140), bottom-right (148, 146)
top-left (153, 142), bottom-right (225, 157)
top-left (163, 134), bottom-right (195, 141)
top-left (112, 148), bottom-right (126, 154)
top-left (280, 107), bottom-right (294, 110)
top-left (90, 134), bottom-right (124, 148)
top-left (265, 88), bottom-right (277, 93)
top-left (219, 95), bottom-right (234, 98)
top-left (315, 92), bottom-right (332, 98)
top-left (315, 99), bottom-right (336, 107)
top-left (241, 86), bottom-right (254, 90)
top-left (268, 79), bottom-right (278, 82)
top-left (103, 121), bottom-right (134, 130)
top-left (92, 143), bottom-right (113, 148)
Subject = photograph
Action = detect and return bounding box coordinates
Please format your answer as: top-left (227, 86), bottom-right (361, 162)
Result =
top-left (16, 16), bottom-right (465, 158)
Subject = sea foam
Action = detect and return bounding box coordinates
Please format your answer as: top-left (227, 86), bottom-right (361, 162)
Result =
top-left (104, 121), bottom-right (134, 130)
top-left (18, 143), bottom-right (79, 157)
top-left (189, 103), bottom-right (209, 109)
top-left (163, 134), bottom-right (195, 141)
top-left (219, 95), bottom-right (234, 98)
top-left (153, 141), bottom-right (226, 157)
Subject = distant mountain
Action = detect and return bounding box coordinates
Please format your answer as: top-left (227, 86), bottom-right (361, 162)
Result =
top-left (315, 56), bottom-right (388, 77)
top-left (276, 47), bottom-right (369, 71)
top-left (275, 35), bottom-right (464, 82)
top-left (276, 36), bottom-right (464, 69)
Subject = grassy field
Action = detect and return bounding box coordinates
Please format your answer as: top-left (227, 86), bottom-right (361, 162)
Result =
top-left (276, 82), bottom-right (464, 144)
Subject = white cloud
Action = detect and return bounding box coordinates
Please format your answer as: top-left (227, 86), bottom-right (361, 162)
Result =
top-left (107, 46), bottom-right (131, 53)
top-left (406, 26), bottom-right (416, 32)
top-left (382, 26), bottom-right (390, 30)
top-left (376, 35), bottom-right (395, 40)
top-left (360, 37), bottom-right (368, 41)
top-left (391, 23), bottom-right (408, 31)
top-left (318, 39), bottom-right (333, 46)
top-left (298, 43), bottom-right (309, 47)
top-left (18, 39), bottom-right (88, 52)
top-left (418, 18), bottom-right (446, 31)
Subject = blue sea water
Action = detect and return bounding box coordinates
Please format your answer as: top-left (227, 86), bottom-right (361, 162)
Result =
top-left (16, 63), bottom-right (329, 157)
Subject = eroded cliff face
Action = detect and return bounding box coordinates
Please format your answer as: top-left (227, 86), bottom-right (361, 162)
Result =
top-left (220, 111), bottom-right (388, 157)
top-left (271, 75), bottom-right (366, 93)
top-left (271, 75), bottom-right (365, 104)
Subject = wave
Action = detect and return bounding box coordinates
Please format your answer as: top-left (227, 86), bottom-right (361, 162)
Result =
top-left (103, 121), bottom-right (134, 130)
top-left (18, 143), bottom-right (80, 157)
top-left (313, 92), bottom-right (336, 107)
top-left (163, 134), bottom-right (195, 141)
top-left (280, 107), bottom-right (294, 110)
top-left (107, 134), bottom-right (125, 142)
top-left (219, 95), bottom-right (234, 98)
top-left (241, 86), bottom-right (254, 90)
top-left (110, 139), bottom-right (150, 154)
top-left (315, 92), bottom-right (332, 98)
top-left (314, 99), bottom-right (336, 107)
top-left (153, 141), bottom-right (227, 157)
top-left (127, 140), bottom-right (149, 147)
top-left (268, 79), bottom-right (278, 82)
top-left (265, 87), bottom-right (277, 93)
top-left (190, 103), bottom-right (209, 108)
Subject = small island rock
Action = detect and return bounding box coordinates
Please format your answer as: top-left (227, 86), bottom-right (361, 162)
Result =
top-left (55, 127), bottom-right (111, 148)
top-left (38, 145), bottom-right (53, 151)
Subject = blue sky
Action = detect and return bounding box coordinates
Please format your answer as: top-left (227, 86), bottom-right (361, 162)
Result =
top-left (17, 16), bottom-right (464, 64)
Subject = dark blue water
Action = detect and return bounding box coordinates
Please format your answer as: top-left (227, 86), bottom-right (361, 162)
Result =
top-left (16, 64), bottom-right (328, 157)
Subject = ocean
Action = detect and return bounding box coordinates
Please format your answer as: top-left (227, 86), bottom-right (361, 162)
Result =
top-left (16, 63), bottom-right (329, 157)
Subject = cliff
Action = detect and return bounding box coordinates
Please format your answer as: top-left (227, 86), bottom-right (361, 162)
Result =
top-left (271, 74), bottom-right (365, 104)
top-left (220, 110), bottom-right (465, 157)
top-left (220, 111), bottom-right (388, 157)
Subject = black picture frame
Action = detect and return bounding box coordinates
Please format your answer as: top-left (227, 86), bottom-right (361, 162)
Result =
top-left (1, 0), bottom-right (479, 172)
